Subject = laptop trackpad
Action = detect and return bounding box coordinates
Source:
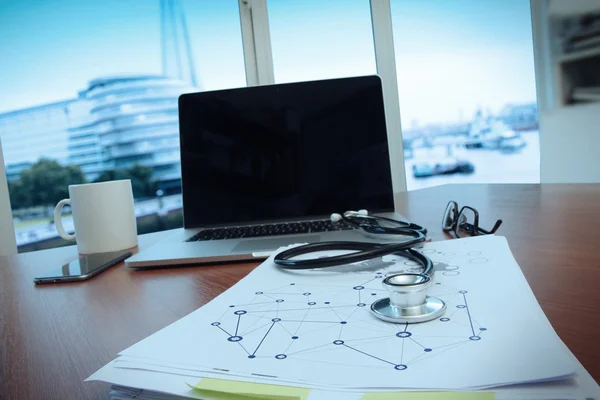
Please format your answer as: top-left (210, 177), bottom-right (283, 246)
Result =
top-left (232, 235), bottom-right (320, 253)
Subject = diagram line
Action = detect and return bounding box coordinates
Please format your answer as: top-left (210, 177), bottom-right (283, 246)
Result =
top-left (358, 290), bottom-right (361, 303)
top-left (401, 335), bottom-right (405, 363)
top-left (240, 302), bottom-right (278, 335)
top-left (285, 320), bottom-right (341, 324)
top-left (328, 305), bottom-right (343, 321)
top-left (403, 322), bottom-right (408, 333)
top-left (242, 322), bottom-right (273, 337)
top-left (276, 322), bottom-right (293, 336)
top-left (343, 305), bottom-right (362, 321)
top-left (247, 305), bottom-right (356, 313)
top-left (410, 341), bottom-right (471, 367)
top-left (292, 304), bottom-right (313, 336)
top-left (232, 301), bottom-right (274, 307)
top-left (433, 340), bottom-right (472, 350)
top-left (252, 322), bottom-right (275, 356)
top-left (359, 277), bottom-right (378, 286)
top-left (342, 344), bottom-right (396, 366)
top-left (262, 294), bottom-right (278, 300)
top-left (216, 325), bottom-right (233, 337)
top-left (408, 337), bottom-right (425, 348)
top-left (343, 334), bottom-right (397, 343)
top-left (235, 315), bottom-right (241, 336)
top-left (338, 324), bottom-right (344, 339)
top-left (286, 342), bottom-right (338, 356)
top-left (237, 342), bottom-right (250, 355)
top-left (462, 292), bottom-right (476, 337)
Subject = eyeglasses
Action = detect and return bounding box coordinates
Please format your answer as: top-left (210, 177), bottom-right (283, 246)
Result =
top-left (441, 201), bottom-right (502, 238)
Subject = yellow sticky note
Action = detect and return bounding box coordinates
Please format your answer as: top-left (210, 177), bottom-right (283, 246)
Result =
top-left (361, 392), bottom-right (494, 400)
top-left (189, 378), bottom-right (310, 400)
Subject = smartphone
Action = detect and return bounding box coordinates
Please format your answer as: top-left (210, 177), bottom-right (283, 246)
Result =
top-left (34, 250), bottom-right (132, 284)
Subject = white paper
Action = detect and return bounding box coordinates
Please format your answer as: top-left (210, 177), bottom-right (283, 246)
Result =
top-left (115, 236), bottom-right (576, 390)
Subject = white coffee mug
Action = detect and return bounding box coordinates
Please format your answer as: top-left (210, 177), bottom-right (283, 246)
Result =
top-left (54, 180), bottom-right (138, 254)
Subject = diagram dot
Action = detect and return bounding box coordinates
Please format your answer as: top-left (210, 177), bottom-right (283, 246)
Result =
top-left (255, 291), bottom-right (263, 295)
top-left (303, 292), bottom-right (311, 296)
top-left (340, 321), bottom-right (347, 325)
top-left (396, 332), bottom-right (412, 338)
top-left (424, 348), bottom-right (432, 352)
top-left (480, 328), bottom-right (487, 331)
top-left (333, 340), bottom-right (344, 345)
top-left (459, 290), bottom-right (468, 294)
top-left (229, 305), bottom-right (235, 308)
top-left (324, 301), bottom-right (330, 304)
top-left (435, 283), bottom-right (441, 285)
top-left (308, 302), bottom-right (316, 305)
top-left (394, 364), bottom-right (408, 371)
top-left (292, 336), bottom-right (299, 339)
top-left (353, 286), bottom-right (364, 290)
top-left (248, 355), bottom-right (256, 359)
top-left (470, 336), bottom-right (481, 341)
top-left (272, 318), bottom-right (281, 322)
top-left (440, 318), bottom-right (450, 322)
top-left (275, 354), bottom-right (287, 360)
top-left (228, 336), bottom-right (243, 342)
top-left (371, 293), bottom-right (377, 296)
top-left (457, 305), bottom-right (466, 309)
top-left (211, 322), bottom-right (221, 326)
top-left (357, 303), bottom-right (366, 307)
top-left (290, 283), bottom-right (295, 285)
top-left (276, 299), bottom-right (284, 303)
top-left (234, 310), bottom-right (247, 315)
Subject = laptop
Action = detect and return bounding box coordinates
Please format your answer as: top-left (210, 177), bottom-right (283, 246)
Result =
top-left (126, 75), bottom-right (402, 268)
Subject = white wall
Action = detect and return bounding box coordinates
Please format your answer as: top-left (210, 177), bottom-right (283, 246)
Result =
top-left (0, 136), bottom-right (17, 255)
top-left (540, 102), bottom-right (600, 183)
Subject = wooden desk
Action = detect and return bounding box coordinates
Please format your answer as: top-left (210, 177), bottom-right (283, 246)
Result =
top-left (1, 184), bottom-right (599, 399)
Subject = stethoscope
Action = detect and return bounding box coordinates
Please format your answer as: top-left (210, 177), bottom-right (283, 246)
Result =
top-left (273, 210), bottom-right (447, 324)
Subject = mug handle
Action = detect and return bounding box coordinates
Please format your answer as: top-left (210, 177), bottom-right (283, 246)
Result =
top-left (54, 199), bottom-right (76, 241)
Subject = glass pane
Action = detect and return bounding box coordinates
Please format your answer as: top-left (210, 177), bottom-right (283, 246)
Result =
top-left (391, 0), bottom-right (540, 190)
top-left (269, 0), bottom-right (377, 83)
top-left (0, 0), bottom-right (246, 252)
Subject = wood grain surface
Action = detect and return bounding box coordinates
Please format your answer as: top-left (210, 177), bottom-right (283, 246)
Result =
top-left (1, 184), bottom-right (599, 399)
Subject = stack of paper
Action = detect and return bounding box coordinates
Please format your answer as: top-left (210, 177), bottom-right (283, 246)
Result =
top-left (88, 236), bottom-right (600, 399)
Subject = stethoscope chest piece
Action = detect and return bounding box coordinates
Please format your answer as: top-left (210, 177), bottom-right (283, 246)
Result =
top-left (370, 273), bottom-right (446, 323)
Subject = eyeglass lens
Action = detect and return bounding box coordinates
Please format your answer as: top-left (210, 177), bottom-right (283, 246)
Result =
top-left (442, 202), bottom-right (456, 230)
top-left (456, 208), bottom-right (476, 238)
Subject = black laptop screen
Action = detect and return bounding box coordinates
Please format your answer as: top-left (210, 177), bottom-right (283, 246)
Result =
top-left (178, 76), bottom-right (394, 228)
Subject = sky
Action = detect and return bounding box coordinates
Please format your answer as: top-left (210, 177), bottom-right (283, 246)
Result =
top-left (0, 0), bottom-right (537, 125)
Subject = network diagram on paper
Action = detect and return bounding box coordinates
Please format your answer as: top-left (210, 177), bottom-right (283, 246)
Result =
top-left (208, 249), bottom-right (490, 372)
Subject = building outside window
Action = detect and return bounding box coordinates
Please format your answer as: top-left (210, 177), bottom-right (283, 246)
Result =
top-left (391, 0), bottom-right (539, 190)
top-left (0, 0), bottom-right (246, 252)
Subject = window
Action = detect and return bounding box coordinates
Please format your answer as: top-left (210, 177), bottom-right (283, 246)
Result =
top-left (268, 0), bottom-right (377, 83)
top-left (391, 0), bottom-right (540, 190)
top-left (0, 0), bottom-right (246, 252)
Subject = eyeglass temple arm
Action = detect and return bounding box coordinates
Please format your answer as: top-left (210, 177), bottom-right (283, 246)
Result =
top-left (477, 219), bottom-right (503, 235)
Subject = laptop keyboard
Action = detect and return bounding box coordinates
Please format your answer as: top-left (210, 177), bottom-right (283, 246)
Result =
top-left (187, 219), bottom-right (354, 241)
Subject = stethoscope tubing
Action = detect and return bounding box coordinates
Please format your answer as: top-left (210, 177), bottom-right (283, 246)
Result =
top-left (273, 233), bottom-right (430, 271)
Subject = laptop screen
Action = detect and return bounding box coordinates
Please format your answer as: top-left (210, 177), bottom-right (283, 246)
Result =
top-left (178, 75), bottom-right (394, 228)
